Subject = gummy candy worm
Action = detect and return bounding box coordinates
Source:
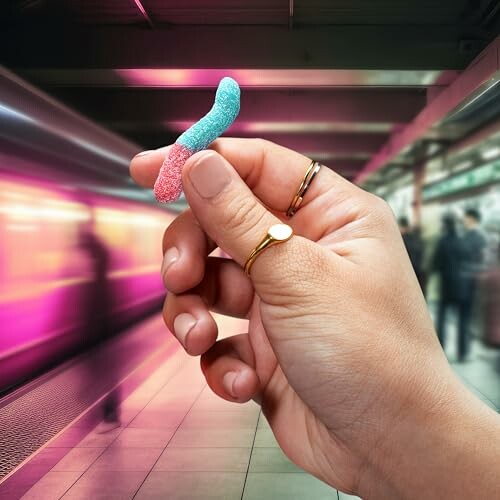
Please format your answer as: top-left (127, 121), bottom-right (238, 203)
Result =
top-left (154, 77), bottom-right (241, 203)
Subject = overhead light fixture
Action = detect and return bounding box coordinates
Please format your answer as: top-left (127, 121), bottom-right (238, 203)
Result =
top-left (164, 121), bottom-right (394, 134)
top-left (451, 77), bottom-right (500, 116)
top-left (115, 69), bottom-right (442, 88)
top-left (0, 103), bottom-right (35, 123)
top-left (453, 160), bottom-right (472, 172)
top-left (481, 146), bottom-right (500, 160)
top-left (426, 169), bottom-right (448, 183)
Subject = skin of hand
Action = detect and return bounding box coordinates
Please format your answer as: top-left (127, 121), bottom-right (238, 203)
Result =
top-left (130, 139), bottom-right (500, 499)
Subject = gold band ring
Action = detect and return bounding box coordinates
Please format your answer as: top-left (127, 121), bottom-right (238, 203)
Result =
top-left (244, 224), bottom-right (293, 276)
top-left (286, 160), bottom-right (322, 217)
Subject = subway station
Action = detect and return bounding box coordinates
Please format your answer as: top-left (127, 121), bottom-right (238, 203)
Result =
top-left (1, 2), bottom-right (500, 499)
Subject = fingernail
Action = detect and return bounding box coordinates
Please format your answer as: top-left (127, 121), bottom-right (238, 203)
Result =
top-left (223, 371), bottom-right (239, 398)
top-left (161, 247), bottom-right (179, 282)
top-left (189, 152), bottom-right (231, 199)
top-left (135, 150), bottom-right (154, 158)
top-left (173, 313), bottom-right (197, 347)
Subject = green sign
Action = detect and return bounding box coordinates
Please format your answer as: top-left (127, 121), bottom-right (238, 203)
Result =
top-left (423, 160), bottom-right (500, 201)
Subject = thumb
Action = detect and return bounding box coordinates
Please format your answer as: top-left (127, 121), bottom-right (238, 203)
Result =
top-left (181, 150), bottom-right (322, 295)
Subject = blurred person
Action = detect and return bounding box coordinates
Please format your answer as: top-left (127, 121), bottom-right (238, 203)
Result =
top-left (78, 222), bottom-right (121, 429)
top-left (130, 139), bottom-right (500, 499)
top-left (398, 217), bottom-right (425, 293)
top-left (462, 208), bottom-right (487, 273)
top-left (483, 220), bottom-right (500, 270)
top-left (482, 242), bottom-right (500, 347)
top-left (413, 226), bottom-right (428, 293)
top-left (459, 208), bottom-right (487, 360)
top-left (432, 215), bottom-right (466, 358)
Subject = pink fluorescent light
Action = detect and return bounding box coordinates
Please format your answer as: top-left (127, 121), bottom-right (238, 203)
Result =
top-left (165, 121), bottom-right (394, 134)
top-left (115, 69), bottom-right (442, 88)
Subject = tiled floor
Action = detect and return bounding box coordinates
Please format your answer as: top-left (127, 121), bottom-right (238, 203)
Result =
top-left (452, 348), bottom-right (500, 413)
top-left (16, 310), bottom-right (499, 500)
top-left (434, 307), bottom-right (500, 413)
top-left (19, 315), bottom-right (341, 500)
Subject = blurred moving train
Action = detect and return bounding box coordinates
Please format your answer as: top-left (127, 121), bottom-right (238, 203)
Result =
top-left (0, 67), bottom-right (175, 394)
top-left (0, 170), bottom-right (174, 394)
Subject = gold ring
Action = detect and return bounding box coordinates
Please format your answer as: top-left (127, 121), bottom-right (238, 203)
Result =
top-left (244, 223), bottom-right (293, 276)
top-left (286, 160), bottom-right (322, 217)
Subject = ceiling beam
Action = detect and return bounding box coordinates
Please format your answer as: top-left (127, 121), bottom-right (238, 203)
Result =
top-left (114, 130), bottom-right (388, 155)
top-left (0, 67), bottom-right (140, 170)
top-left (0, 24), bottom-right (489, 70)
top-left (52, 88), bottom-right (425, 124)
top-left (16, 68), bottom-right (446, 88)
top-left (356, 36), bottom-right (500, 183)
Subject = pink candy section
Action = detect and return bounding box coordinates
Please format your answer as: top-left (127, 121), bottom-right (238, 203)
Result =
top-left (154, 143), bottom-right (193, 202)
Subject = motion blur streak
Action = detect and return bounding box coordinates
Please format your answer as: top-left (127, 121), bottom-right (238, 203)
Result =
top-left (0, 170), bottom-right (174, 395)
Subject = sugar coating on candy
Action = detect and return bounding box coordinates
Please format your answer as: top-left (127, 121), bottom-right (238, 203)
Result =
top-left (177, 77), bottom-right (240, 152)
top-left (154, 77), bottom-right (240, 203)
top-left (154, 143), bottom-right (192, 203)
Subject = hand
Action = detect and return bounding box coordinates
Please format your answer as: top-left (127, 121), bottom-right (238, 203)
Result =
top-left (130, 139), bottom-right (500, 498)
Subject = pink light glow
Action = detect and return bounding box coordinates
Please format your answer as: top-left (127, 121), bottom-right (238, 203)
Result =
top-left (116, 69), bottom-right (442, 88)
top-left (164, 120), bottom-right (394, 134)
top-left (0, 170), bottom-right (175, 391)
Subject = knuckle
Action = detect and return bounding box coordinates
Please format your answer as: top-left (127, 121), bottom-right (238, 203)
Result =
top-left (374, 196), bottom-right (392, 216)
top-left (252, 138), bottom-right (275, 165)
top-left (252, 137), bottom-right (273, 150)
top-left (222, 195), bottom-right (267, 238)
top-left (367, 194), bottom-right (395, 226)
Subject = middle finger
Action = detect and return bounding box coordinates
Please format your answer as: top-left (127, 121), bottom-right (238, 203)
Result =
top-left (164, 257), bottom-right (254, 355)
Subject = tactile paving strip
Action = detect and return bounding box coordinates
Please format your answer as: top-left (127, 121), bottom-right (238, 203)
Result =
top-left (0, 365), bottom-right (92, 478)
top-left (0, 318), bottom-right (168, 480)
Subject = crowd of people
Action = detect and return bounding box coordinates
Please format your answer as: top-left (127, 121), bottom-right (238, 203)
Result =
top-left (399, 209), bottom-right (500, 361)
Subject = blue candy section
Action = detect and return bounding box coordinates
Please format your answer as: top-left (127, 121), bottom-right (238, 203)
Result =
top-left (177, 77), bottom-right (240, 151)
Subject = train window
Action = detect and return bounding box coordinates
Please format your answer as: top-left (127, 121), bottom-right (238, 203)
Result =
top-left (0, 179), bottom-right (91, 303)
top-left (93, 205), bottom-right (174, 277)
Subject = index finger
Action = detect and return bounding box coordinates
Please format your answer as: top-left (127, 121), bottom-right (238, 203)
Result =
top-left (130, 138), bottom-right (359, 212)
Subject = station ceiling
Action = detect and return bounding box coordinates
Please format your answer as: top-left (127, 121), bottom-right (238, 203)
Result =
top-left (1, 0), bottom-right (500, 184)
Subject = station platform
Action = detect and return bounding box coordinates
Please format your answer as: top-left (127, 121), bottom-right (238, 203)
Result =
top-left (429, 304), bottom-right (500, 413)
top-left (2, 312), bottom-right (497, 500)
top-left (445, 341), bottom-right (500, 413)
top-left (0, 314), bottom-right (357, 500)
